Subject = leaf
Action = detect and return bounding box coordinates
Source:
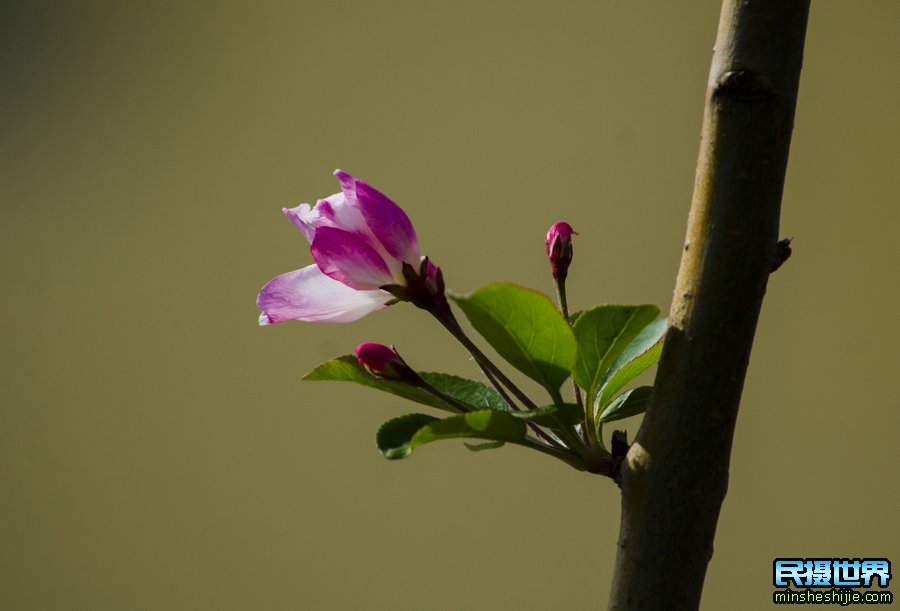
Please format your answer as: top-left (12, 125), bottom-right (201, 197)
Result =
top-left (510, 403), bottom-right (584, 427)
top-left (595, 319), bottom-right (668, 410)
top-left (303, 356), bottom-right (508, 414)
top-left (451, 283), bottom-right (577, 395)
top-left (598, 386), bottom-right (653, 424)
top-left (551, 402), bottom-right (587, 426)
top-left (464, 440), bottom-right (506, 452)
top-left (376, 414), bottom-right (438, 459)
top-left (419, 372), bottom-right (508, 411)
top-left (572, 304), bottom-right (660, 400)
top-left (376, 410), bottom-right (528, 460)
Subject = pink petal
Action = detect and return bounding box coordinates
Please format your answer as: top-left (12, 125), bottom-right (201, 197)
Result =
top-left (310, 226), bottom-right (395, 290)
top-left (257, 264), bottom-right (391, 324)
top-left (334, 170), bottom-right (419, 265)
top-left (282, 203), bottom-right (317, 242)
top-left (313, 192), bottom-right (371, 236)
top-left (334, 169), bottom-right (358, 203)
top-left (282, 192), bottom-right (358, 243)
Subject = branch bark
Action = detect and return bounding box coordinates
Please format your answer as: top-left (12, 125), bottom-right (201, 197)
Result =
top-left (607, 2), bottom-right (810, 609)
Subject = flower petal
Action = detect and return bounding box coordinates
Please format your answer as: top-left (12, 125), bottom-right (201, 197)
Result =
top-left (311, 226), bottom-right (395, 289)
top-left (333, 169), bottom-right (358, 202)
top-left (257, 264), bottom-right (391, 324)
top-left (315, 192), bottom-right (370, 236)
top-left (282, 191), bottom-right (363, 243)
top-left (282, 203), bottom-right (317, 242)
top-left (334, 169), bottom-right (419, 265)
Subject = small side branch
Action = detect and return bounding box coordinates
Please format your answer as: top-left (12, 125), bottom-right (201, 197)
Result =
top-left (771, 238), bottom-right (793, 272)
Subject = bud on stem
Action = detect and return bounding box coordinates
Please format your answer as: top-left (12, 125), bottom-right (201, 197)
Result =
top-left (355, 343), bottom-right (419, 382)
top-left (355, 342), bottom-right (471, 413)
top-left (545, 222), bottom-right (577, 284)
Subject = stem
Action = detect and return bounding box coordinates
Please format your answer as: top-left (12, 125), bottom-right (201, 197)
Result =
top-left (547, 388), bottom-right (595, 462)
top-left (434, 311), bottom-right (540, 411)
top-left (517, 437), bottom-right (588, 471)
top-left (555, 275), bottom-right (598, 449)
top-left (582, 389), bottom-right (601, 450)
top-left (430, 305), bottom-right (603, 464)
top-left (478, 362), bottom-right (520, 411)
top-left (421, 377), bottom-right (570, 452)
top-left (529, 423), bottom-right (567, 450)
top-left (432, 307), bottom-right (567, 447)
top-left (432, 308), bottom-right (575, 452)
top-left (608, 1), bottom-right (809, 609)
top-left (554, 275), bottom-right (569, 318)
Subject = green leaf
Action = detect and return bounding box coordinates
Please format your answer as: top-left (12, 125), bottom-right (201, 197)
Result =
top-left (451, 283), bottom-right (577, 395)
top-left (548, 402), bottom-right (585, 426)
top-left (419, 372), bottom-right (508, 411)
top-left (303, 356), bottom-right (508, 414)
top-left (595, 319), bottom-right (668, 410)
top-left (464, 440), bottom-right (506, 452)
top-left (510, 402), bottom-right (583, 427)
top-left (376, 410), bottom-right (528, 460)
top-left (598, 386), bottom-right (653, 424)
top-left (376, 414), bottom-right (439, 459)
top-left (572, 304), bottom-right (660, 400)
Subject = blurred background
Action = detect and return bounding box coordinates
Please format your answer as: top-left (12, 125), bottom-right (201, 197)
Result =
top-left (1, 1), bottom-right (898, 609)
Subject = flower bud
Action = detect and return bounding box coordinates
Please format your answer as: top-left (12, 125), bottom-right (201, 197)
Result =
top-left (355, 343), bottom-right (418, 382)
top-left (545, 222), bottom-right (577, 281)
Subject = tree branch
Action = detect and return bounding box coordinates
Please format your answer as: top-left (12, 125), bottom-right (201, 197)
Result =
top-left (607, 1), bottom-right (810, 609)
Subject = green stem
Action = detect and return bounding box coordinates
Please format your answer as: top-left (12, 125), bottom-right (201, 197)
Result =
top-left (584, 396), bottom-right (602, 450)
top-left (547, 387), bottom-right (596, 462)
top-left (555, 275), bottom-right (569, 318)
top-left (516, 437), bottom-right (587, 471)
top-left (554, 275), bottom-right (601, 451)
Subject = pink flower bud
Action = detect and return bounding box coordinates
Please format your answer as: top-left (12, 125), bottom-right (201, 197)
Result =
top-left (545, 222), bottom-right (577, 280)
top-left (355, 343), bottom-right (415, 381)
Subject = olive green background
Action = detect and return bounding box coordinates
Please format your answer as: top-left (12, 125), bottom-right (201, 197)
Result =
top-left (2, 1), bottom-right (898, 609)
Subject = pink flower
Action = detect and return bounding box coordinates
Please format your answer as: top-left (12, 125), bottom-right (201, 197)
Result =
top-left (545, 221), bottom-right (577, 280)
top-left (258, 170), bottom-right (423, 324)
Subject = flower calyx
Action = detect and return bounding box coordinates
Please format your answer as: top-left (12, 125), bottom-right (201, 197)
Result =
top-left (380, 257), bottom-right (451, 316)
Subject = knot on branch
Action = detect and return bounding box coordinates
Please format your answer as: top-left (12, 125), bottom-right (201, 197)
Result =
top-left (771, 238), bottom-right (793, 272)
top-left (611, 430), bottom-right (630, 459)
top-left (714, 69), bottom-right (775, 102)
top-left (609, 430), bottom-right (630, 487)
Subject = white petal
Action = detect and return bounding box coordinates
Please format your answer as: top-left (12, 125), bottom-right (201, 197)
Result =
top-left (257, 264), bottom-right (392, 324)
